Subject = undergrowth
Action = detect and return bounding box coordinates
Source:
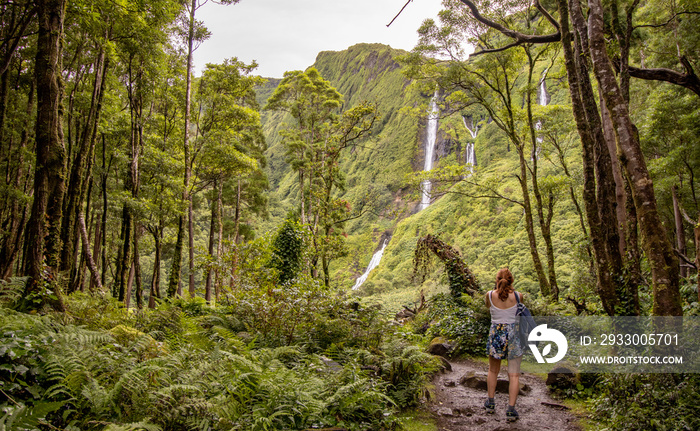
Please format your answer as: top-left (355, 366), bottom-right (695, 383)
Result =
top-left (0, 281), bottom-right (438, 431)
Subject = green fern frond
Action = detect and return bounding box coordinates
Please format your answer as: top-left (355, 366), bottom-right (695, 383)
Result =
top-left (0, 401), bottom-right (65, 431)
top-left (0, 277), bottom-right (28, 307)
top-left (102, 421), bottom-right (162, 431)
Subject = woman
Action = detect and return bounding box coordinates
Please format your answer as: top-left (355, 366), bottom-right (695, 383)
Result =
top-left (483, 267), bottom-right (522, 422)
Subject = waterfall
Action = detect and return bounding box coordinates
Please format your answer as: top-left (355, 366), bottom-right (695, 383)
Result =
top-left (534, 69), bottom-right (549, 160)
top-left (419, 91), bottom-right (439, 211)
top-left (462, 115), bottom-right (478, 140)
top-left (462, 116), bottom-right (477, 175)
top-left (352, 238), bottom-right (389, 290)
top-left (465, 143), bottom-right (476, 167)
top-left (539, 70), bottom-right (549, 107)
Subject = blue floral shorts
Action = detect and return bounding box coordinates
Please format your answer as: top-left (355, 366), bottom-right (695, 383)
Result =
top-left (487, 323), bottom-right (524, 359)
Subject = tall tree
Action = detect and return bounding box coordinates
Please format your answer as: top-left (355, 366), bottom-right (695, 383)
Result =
top-left (424, 0), bottom-right (680, 314)
top-left (194, 58), bottom-right (263, 301)
top-left (21, 0), bottom-right (67, 311)
top-left (168, 0), bottom-right (240, 299)
top-left (405, 31), bottom-right (559, 299)
top-left (265, 68), bottom-right (377, 285)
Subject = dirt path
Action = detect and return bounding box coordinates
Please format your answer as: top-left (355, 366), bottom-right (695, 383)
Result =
top-left (429, 359), bottom-right (582, 431)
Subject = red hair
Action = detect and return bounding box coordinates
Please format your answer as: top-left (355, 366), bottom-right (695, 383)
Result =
top-left (495, 268), bottom-right (514, 301)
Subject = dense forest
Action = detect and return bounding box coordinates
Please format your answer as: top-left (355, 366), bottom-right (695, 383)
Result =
top-left (1, 0), bottom-right (700, 429)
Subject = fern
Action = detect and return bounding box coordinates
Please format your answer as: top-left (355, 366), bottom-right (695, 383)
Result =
top-left (0, 401), bottom-right (65, 431)
top-left (102, 422), bottom-right (162, 431)
top-left (0, 277), bottom-right (28, 307)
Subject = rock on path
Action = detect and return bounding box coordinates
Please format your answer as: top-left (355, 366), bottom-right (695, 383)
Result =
top-left (429, 359), bottom-right (582, 431)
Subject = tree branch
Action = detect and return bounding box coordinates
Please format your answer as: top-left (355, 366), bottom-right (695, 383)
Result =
top-left (457, 0), bottom-right (560, 55)
top-left (633, 11), bottom-right (700, 29)
top-left (679, 206), bottom-right (698, 226)
top-left (470, 41), bottom-right (522, 56)
top-left (675, 248), bottom-right (697, 269)
top-left (534, 0), bottom-right (561, 30)
top-left (387, 0), bottom-right (413, 27)
top-left (625, 58), bottom-right (700, 97)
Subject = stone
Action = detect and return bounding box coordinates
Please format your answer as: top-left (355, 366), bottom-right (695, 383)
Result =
top-left (427, 336), bottom-right (454, 357)
top-left (437, 407), bottom-right (462, 417)
top-left (459, 371), bottom-right (530, 395)
top-left (437, 356), bottom-right (452, 372)
top-left (546, 365), bottom-right (579, 390)
top-left (319, 356), bottom-right (342, 372)
top-left (395, 308), bottom-right (415, 320)
top-left (444, 380), bottom-right (456, 387)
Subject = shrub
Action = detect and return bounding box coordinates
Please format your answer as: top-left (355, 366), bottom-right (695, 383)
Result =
top-left (592, 373), bottom-right (700, 430)
top-left (424, 293), bottom-right (490, 356)
top-left (1, 283), bottom-right (435, 430)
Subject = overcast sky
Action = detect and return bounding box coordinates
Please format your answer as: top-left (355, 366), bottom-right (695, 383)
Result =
top-left (195, 0), bottom-right (444, 78)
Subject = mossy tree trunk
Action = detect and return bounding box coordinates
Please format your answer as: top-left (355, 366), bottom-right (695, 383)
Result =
top-left (586, 0), bottom-right (681, 316)
top-left (21, 0), bottom-right (67, 312)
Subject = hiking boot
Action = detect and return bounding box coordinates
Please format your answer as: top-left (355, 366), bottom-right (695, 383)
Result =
top-left (483, 399), bottom-right (495, 414)
top-left (506, 407), bottom-right (519, 422)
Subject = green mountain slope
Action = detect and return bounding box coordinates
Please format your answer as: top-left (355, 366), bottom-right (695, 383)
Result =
top-left (259, 44), bottom-right (437, 280)
top-left (259, 43), bottom-right (588, 311)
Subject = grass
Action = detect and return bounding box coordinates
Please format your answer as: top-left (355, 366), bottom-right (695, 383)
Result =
top-left (396, 408), bottom-right (438, 431)
top-left (357, 281), bottom-right (449, 315)
top-left (560, 398), bottom-right (604, 431)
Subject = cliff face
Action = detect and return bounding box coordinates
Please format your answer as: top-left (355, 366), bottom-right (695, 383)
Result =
top-left (258, 43), bottom-right (522, 292)
top-left (261, 44), bottom-right (424, 224)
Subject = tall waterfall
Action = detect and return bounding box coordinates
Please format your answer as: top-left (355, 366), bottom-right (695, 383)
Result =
top-left (419, 91), bottom-right (440, 211)
top-left (539, 69), bottom-right (549, 107)
top-left (534, 69), bottom-right (549, 160)
top-left (462, 116), bottom-right (478, 175)
top-left (352, 238), bottom-right (389, 290)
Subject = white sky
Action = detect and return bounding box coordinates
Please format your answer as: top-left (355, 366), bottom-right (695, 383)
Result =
top-left (195, 0), bottom-right (444, 78)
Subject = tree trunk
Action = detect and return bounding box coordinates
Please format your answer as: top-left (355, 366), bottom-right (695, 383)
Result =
top-left (134, 224), bottom-right (143, 309)
top-left (215, 183), bottom-right (224, 302)
top-left (188, 199), bottom-right (195, 298)
top-left (116, 203), bottom-right (132, 301)
top-left (516, 144), bottom-right (551, 297)
top-left (556, 0), bottom-right (620, 315)
top-left (234, 178), bottom-right (241, 243)
top-left (600, 87), bottom-right (628, 256)
top-left (60, 47), bottom-right (108, 276)
top-left (125, 261), bottom-right (134, 309)
top-left (204, 180), bottom-right (218, 303)
top-left (525, 51), bottom-right (558, 301)
top-left (21, 0), bottom-right (67, 312)
top-left (184, 0), bottom-right (196, 298)
top-left (78, 213), bottom-right (102, 291)
top-left (587, 0), bottom-right (682, 316)
top-left (672, 185), bottom-right (687, 278)
top-left (168, 216), bottom-right (184, 297)
top-left (71, 176), bottom-right (93, 293)
top-left (149, 222), bottom-right (162, 308)
top-left (694, 221), bottom-right (700, 304)
top-left (90, 209), bottom-right (102, 291)
top-left (169, 0), bottom-right (197, 299)
top-left (0, 78), bottom-right (33, 278)
top-left (100, 134), bottom-right (108, 289)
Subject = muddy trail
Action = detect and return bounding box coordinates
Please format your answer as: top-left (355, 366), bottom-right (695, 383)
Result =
top-left (429, 359), bottom-right (582, 431)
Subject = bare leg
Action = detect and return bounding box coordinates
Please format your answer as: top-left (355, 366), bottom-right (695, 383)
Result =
top-left (508, 372), bottom-right (519, 406)
top-left (487, 356), bottom-right (501, 398)
top-left (507, 355), bottom-right (523, 406)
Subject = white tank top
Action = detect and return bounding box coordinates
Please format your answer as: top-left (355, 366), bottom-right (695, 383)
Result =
top-left (489, 291), bottom-right (517, 324)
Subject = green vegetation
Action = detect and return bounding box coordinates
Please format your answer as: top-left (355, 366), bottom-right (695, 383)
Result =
top-left (1, 0), bottom-right (700, 429)
top-left (0, 280), bottom-right (439, 430)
